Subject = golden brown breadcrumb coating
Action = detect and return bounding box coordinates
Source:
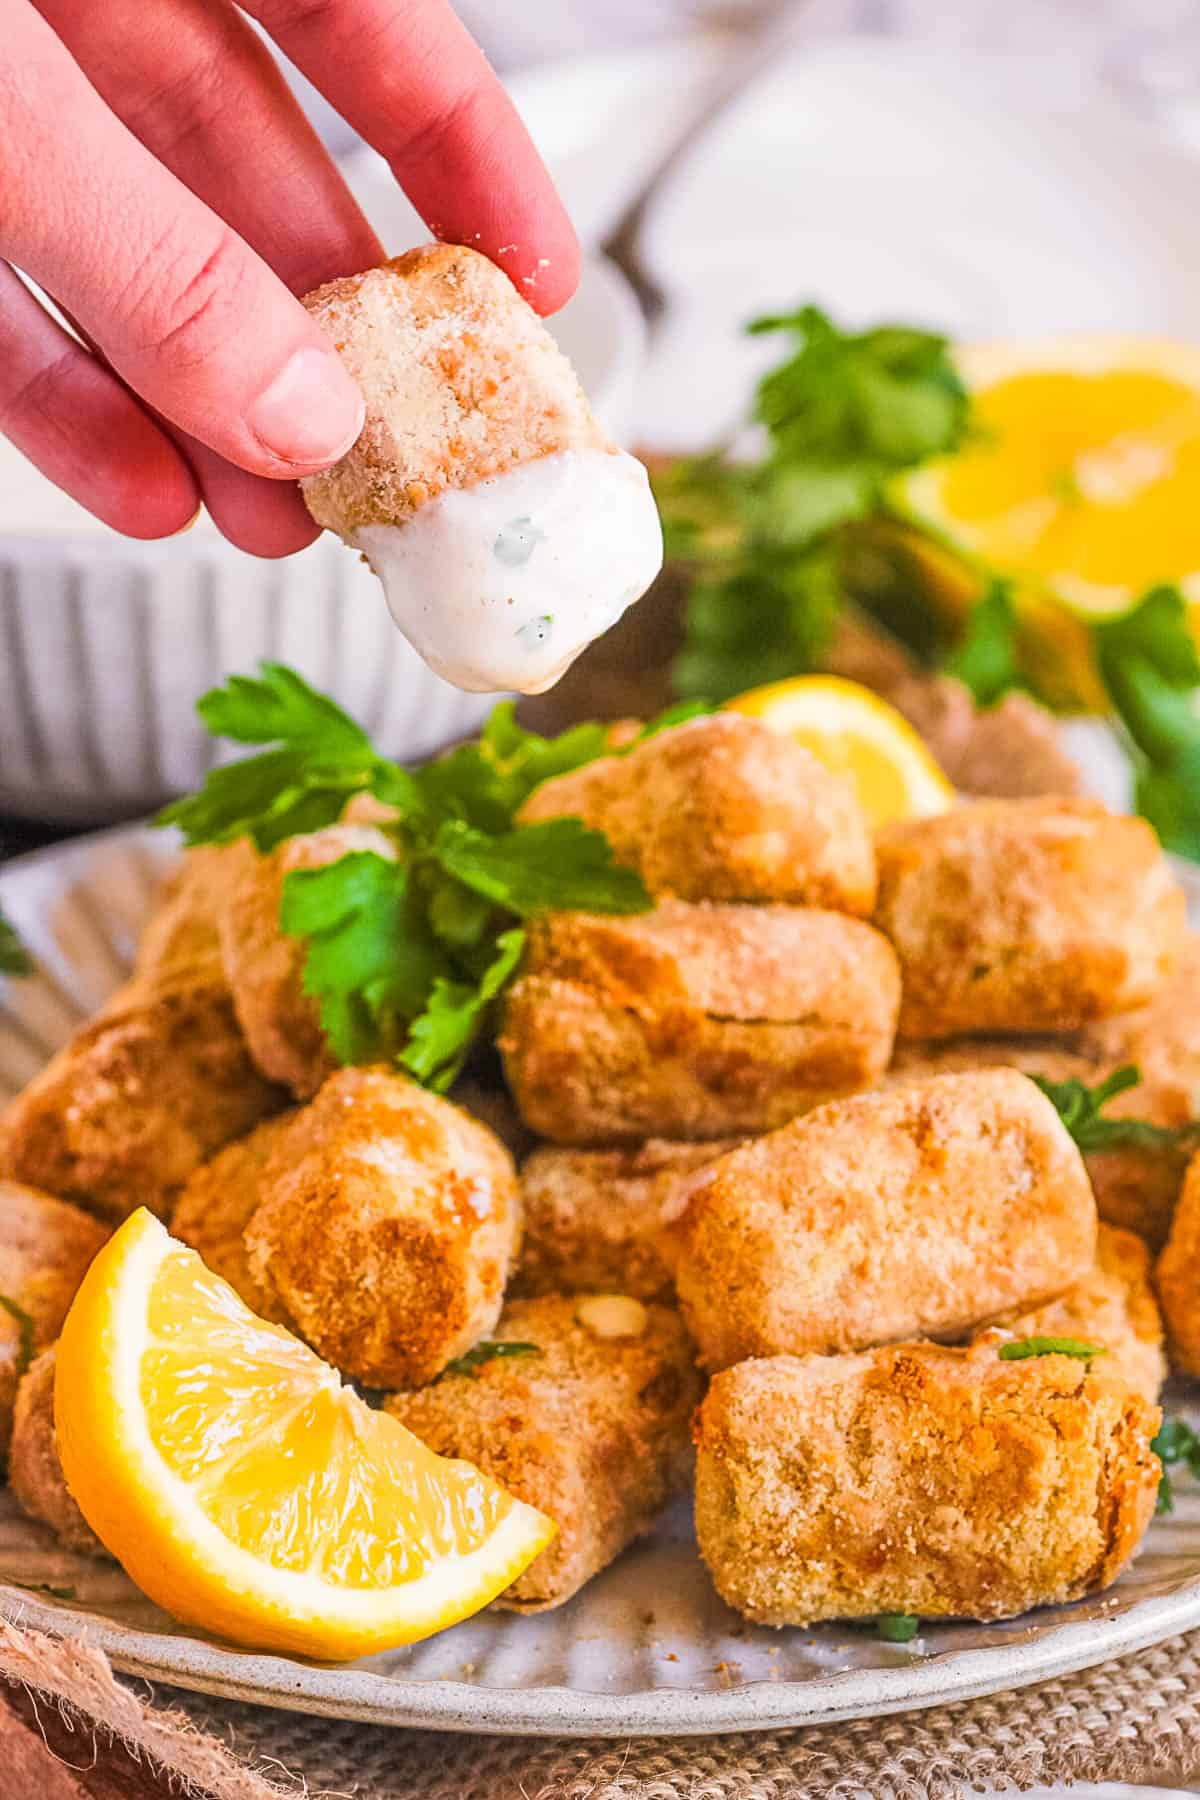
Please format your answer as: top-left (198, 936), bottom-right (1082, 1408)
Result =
top-left (888, 1027), bottom-right (1193, 1251)
top-left (132, 847), bottom-right (231, 989)
top-left (243, 1067), bottom-right (520, 1387)
top-left (874, 798), bottom-right (1185, 1039)
top-left (216, 822), bottom-right (395, 1100)
top-left (515, 1138), bottom-right (742, 1301)
top-left (172, 1115), bottom-right (296, 1324)
top-left (693, 1340), bottom-right (1160, 1626)
top-left (500, 900), bottom-right (900, 1144)
top-left (1154, 1150), bottom-right (1200, 1376)
top-left (675, 1069), bottom-right (1095, 1370)
top-left (981, 1221), bottom-right (1165, 1403)
top-left (0, 979), bottom-right (284, 1224)
top-left (518, 714), bottom-right (876, 913)
top-left (10, 1348), bottom-right (106, 1557)
top-left (0, 1182), bottom-right (107, 1461)
top-left (385, 1293), bottom-right (700, 1610)
top-left (301, 245), bottom-right (608, 536)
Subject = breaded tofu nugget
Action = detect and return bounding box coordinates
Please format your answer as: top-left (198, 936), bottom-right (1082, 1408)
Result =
top-left (516, 1139), bottom-right (741, 1301)
top-left (693, 1341), bottom-right (1160, 1626)
top-left (243, 1068), bottom-right (520, 1386)
top-left (1154, 1150), bottom-right (1200, 1376)
top-left (10, 1348), bottom-right (105, 1557)
top-left (133, 846), bottom-right (231, 989)
top-left (217, 822), bottom-right (396, 1099)
top-left (675, 1070), bottom-right (1095, 1370)
top-left (518, 714), bottom-right (876, 913)
top-left (172, 1115), bottom-right (296, 1324)
top-left (981, 1222), bottom-right (1165, 1403)
top-left (874, 798), bottom-right (1185, 1038)
top-left (0, 977), bottom-right (283, 1223)
top-left (0, 1182), bottom-right (107, 1460)
top-left (889, 1032), bottom-right (1190, 1250)
top-left (385, 1294), bottom-right (700, 1610)
top-left (501, 900), bottom-right (900, 1144)
top-left (301, 246), bottom-right (661, 696)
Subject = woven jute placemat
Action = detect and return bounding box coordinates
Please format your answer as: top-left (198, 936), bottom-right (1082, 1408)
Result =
top-left (3, 1618), bottom-right (1200, 1799)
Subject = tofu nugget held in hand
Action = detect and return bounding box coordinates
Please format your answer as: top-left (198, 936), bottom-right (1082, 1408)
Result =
top-left (518, 714), bottom-right (876, 912)
top-left (242, 1068), bottom-right (521, 1388)
top-left (301, 246), bottom-right (662, 696)
top-left (675, 1069), bottom-right (1096, 1369)
top-left (693, 1341), bottom-right (1161, 1627)
top-left (386, 1294), bottom-right (700, 1611)
top-left (874, 798), bottom-right (1185, 1039)
top-left (501, 900), bottom-right (900, 1144)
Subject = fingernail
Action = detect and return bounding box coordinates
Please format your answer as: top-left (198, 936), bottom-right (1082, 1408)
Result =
top-left (248, 347), bottom-right (364, 467)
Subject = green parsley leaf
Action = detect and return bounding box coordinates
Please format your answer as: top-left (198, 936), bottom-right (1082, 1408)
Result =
top-left (0, 1294), bottom-right (37, 1382)
top-left (441, 1340), bottom-right (541, 1379)
top-left (0, 906), bottom-right (31, 977)
top-left (673, 546), bottom-right (843, 702)
top-left (1031, 1064), bottom-right (1200, 1155)
top-left (662, 305), bottom-right (968, 701)
top-left (1092, 585), bottom-right (1200, 863)
top-left (399, 929), bottom-right (526, 1093)
top-left (171, 667), bottom-right (687, 1091)
top-left (280, 853), bottom-right (450, 1066)
top-left (1152, 1415), bottom-right (1200, 1514)
top-left (876, 1613), bottom-right (920, 1643)
top-left (156, 661), bottom-right (418, 850)
top-left (433, 817), bottom-right (650, 918)
top-left (943, 581), bottom-right (1025, 706)
top-left (997, 1336), bottom-right (1105, 1362)
top-left (748, 308), bottom-right (968, 474)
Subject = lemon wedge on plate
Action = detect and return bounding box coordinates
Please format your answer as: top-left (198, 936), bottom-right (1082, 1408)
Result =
top-left (727, 675), bottom-right (954, 829)
top-left (896, 336), bottom-right (1200, 620)
top-left (55, 1210), bottom-right (554, 1660)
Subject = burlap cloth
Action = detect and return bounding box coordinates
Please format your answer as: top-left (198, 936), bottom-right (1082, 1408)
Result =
top-left (4, 1618), bottom-right (1200, 1798)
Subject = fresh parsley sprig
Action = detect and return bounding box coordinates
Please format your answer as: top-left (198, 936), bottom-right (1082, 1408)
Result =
top-left (0, 1294), bottom-right (36, 1382)
top-left (1152, 1416), bottom-right (1200, 1514)
top-left (157, 666), bottom-right (695, 1091)
top-left (0, 905), bottom-right (30, 977)
top-left (1031, 1064), bottom-right (1200, 1157)
top-left (658, 305), bottom-right (969, 701)
top-left (441, 1340), bottom-right (540, 1379)
top-left (1091, 584), bottom-right (1200, 863)
top-left (997, 1336), bottom-right (1104, 1363)
top-left (876, 1612), bottom-right (920, 1643)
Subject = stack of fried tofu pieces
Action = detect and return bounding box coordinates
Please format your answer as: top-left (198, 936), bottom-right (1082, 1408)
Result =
top-left (2, 712), bottom-right (1198, 1630)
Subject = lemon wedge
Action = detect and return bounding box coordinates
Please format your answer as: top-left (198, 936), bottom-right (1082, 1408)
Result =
top-left (726, 675), bottom-right (955, 829)
top-left (54, 1210), bottom-right (554, 1659)
top-left (896, 336), bottom-right (1200, 620)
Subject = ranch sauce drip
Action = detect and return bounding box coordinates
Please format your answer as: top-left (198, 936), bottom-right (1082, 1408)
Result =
top-left (353, 448), bottom-right (664, 694)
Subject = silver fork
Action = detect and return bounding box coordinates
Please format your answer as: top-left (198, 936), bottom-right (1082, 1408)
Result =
top-left (599, 0), bottom-right (826, 320)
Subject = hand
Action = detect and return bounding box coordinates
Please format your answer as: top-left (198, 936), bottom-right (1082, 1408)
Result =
top-left (0, 0), bottom-right (580, 556)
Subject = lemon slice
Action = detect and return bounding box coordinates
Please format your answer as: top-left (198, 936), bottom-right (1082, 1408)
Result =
top-left (895, 336), bottom-right (1200, 619)
top-left (727, 675), bottom-right (954, 829)
top-left (54, 1210), bottom-right (554, 1659)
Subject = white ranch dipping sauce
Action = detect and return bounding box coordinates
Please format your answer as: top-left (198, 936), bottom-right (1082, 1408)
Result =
top-left (353, 448), bottom-right (664, 694)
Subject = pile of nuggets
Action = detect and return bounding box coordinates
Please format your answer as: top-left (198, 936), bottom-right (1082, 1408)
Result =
top-left (3, 710), bottom-right (1200, 1629)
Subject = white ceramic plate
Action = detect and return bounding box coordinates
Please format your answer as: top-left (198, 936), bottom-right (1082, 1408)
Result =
top-left (1, 825), bottom-right (1200, 1736)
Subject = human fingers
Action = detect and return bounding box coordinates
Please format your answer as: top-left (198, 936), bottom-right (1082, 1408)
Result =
top-left (0, 263), bottom-right (199, 538)
top-left (3, 2), bottom-right (365, 480)
top-left (34, 0), bottom-right (382, 297)
top-left (243, 0), bottom-right (581, 314)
